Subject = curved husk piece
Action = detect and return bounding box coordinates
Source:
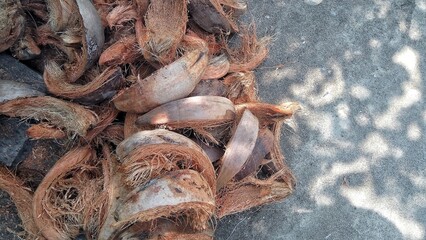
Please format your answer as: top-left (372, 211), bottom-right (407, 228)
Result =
top-left (27, 123), bottom-right (66, 140)
top-left (0, 0), bottom-right (25, 52)
top-left (192, 137), bottom-right (224, 163)
top-left (216, 109), bottom-right (259, 190)
top-left (189, 79), bottom-right (227, 97)
top-left (44, 64), bottom-right (123, 103)
top-left (235, 128), bottom-right (274, 180)
top-left (99, 35), bottom-right (140, 66)
top-left (32, 146), bottom-right (100, 240)
top-left (236, 102), bottom-right (300, 126)
top-left (201, 54), bottom-right (230, 80)
top-left (0, 96), bottom-right (98, 136)
top-left (0, 166), bottom-right (42, 239)
top-left (44, 0), bottom-right (104, 82)
top-left (224, 71), bottom-right (258, 104)
top-left (188, 0), bottom-right (238, 34)
top-left (226, 25), bottom-right (270, 72)
top-left (217, 110), bottom-right (259, 190)
top-left (113, 49), bottom-right (208, 113)
top-left (136, 96), bottom-right (235, 127)
top-left (220, 0), bottom-right (247, 16)
top-left (106, 170), bottom-right (215, 239)
top-left (216, 170), bottom-right (293, 218)
top-left (140, 0), bottom-right (188, 65)
top-left (117, 130), bottom-right (216, 192)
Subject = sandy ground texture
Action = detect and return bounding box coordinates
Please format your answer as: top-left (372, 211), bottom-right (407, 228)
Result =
top-left (216, 0), bottom-right (425, 239)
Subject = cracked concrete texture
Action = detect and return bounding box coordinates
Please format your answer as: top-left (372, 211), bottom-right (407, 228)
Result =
top-left (216, 0), bottom-right (425, 240)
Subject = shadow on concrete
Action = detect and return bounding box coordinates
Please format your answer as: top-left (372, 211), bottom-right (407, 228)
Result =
top-left (216, 0), bottom-right (425, 239)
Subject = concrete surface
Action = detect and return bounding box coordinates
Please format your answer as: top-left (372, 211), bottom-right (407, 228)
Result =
top-left (216, 0), bottom-right (426, 239)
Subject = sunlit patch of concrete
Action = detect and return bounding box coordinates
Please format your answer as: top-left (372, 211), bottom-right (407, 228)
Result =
top-left (350, 85), bottom-right (371, 100)
top-left (375, 46), bottom-right (422, 130)
top-left (361, 132), bottom-right (390, 159)
top-left (341, 179), bottom-right (425, 240)
top-left (407, 122), bottom-right (422, 141)
top-left (310, 157), bottom-right (369, 206)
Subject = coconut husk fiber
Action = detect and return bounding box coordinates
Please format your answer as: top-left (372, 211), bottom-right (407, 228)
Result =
top-left (0, 0), bottom-right (300, 239)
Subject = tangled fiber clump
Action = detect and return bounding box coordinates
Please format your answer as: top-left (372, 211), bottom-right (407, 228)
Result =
top-left (0, 0), bottom-right (300, 239)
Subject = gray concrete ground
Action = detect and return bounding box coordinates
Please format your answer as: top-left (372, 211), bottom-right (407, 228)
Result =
top-left (216, 0), bottom-right (426, 239)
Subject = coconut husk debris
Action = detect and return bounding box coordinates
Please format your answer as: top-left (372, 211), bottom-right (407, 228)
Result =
top-left (0, 0), bottom-right (300, 239)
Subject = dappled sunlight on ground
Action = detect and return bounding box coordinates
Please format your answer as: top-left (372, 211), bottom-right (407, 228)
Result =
top-left (216, 0), bottom-right (425, 239)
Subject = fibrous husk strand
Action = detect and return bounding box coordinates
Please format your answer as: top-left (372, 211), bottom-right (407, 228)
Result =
top-left (0, 96), bottom-right (98, 136)
top-left (0, 166), bottom-right (42, 239)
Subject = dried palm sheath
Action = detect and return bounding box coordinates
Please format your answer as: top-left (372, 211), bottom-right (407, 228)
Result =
top-left (0, 0), bottom-right (300, 238)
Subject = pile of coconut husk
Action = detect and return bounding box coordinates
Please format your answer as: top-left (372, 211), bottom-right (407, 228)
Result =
top-left (0, 0), bottom-right (299, 239)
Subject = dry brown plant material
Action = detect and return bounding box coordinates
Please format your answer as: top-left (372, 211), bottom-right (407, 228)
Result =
top-left (113, 49), bottom-right (208, 113)
top-left (201, 54), bottom-right (230, 80)
top-left (136, 96), bottom-right (235, 127)
top-left (44, 0), bottom-right (104, 83)
top-left (26, 123), bottom-right (66, 140)
top-left (44, 64), bottom-right (123, 103)
top-left (0, 0), bottom-right (300, 237)
top-left (0, 0), bottom-right (25, 52)
top-left (116, 129), bottom-right (216, 191)
top-left (0, 166), bottom-right (41, 239)
top-left (33, 146), bottom-right (103, 240)
top-left (226, 25), bottom-right (270, 72)
top-left (224, 71), bottom-right (258, 104)
top-left (124, 113), bottom-right (141, 139)
top-left (0, 96), bottom-right (98, 136)
top-left (188, 0), bottom-right (238, 34)
top-left (99, 36), bottom-right (140, 66)
top-left (189, 79), bottom-right (228, 97)
top-left (235, 128), bottom-right (274, 180)
top-left (216, 170), bottom-right (293, 218)
top-left (104, 170), bottom-right (215, 239)
top-left (216, 109), bottom-right (259, 190)
top-left (106, 4), bottom-right (138, 28)
top-left (139, 0), bottom-right (188, 65)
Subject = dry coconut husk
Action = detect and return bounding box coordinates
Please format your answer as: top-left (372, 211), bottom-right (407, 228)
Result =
top-left (102, 170), bottom-right (215, 240)
top-left (188, 0), bottom-right (238, 34)
top-left (0, 0), bottom-right (25, 52)
top-left (201, 54), bottom-right (230, 80)
top-left (44, 64), bottom-right (124, 104)
top-left (32, 146), bottom-right (104, 240)
top-left (113, 49), bottom-right (208, 113)
top-left (10, 26), bottom-right (41, 60)
top-left (0, 166), bottom-right (41, 239)
top-left (216, 170), bottom-right (293, 218)
top-left (26, 123), bottom-right (66, 140)
top-left (116, 129), bottom-right (216, 192)
top-left (136, 96), bottom-right (236, 144)
top-left (0, 96), bottom-right (98, 136)
top-left (99, 35), bottom-right (140, 66)
top-left (139, 0), bottom-right (188, 65)
top-left (224, 71), bottom-right (258, 104)
top-left (216, 109), bottom-right (259, 190)
top-left (43, 0), bottom-right (104, 83)
top-left (226, 25), bottom-right (270, 72)
top-left (189, 79), bottom-right (228, 97)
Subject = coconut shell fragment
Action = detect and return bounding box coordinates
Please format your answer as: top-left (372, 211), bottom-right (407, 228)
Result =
top-left (113, 49), bottom-right (208, 113)
top-left (216, 109), bottom-right (259, 190)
